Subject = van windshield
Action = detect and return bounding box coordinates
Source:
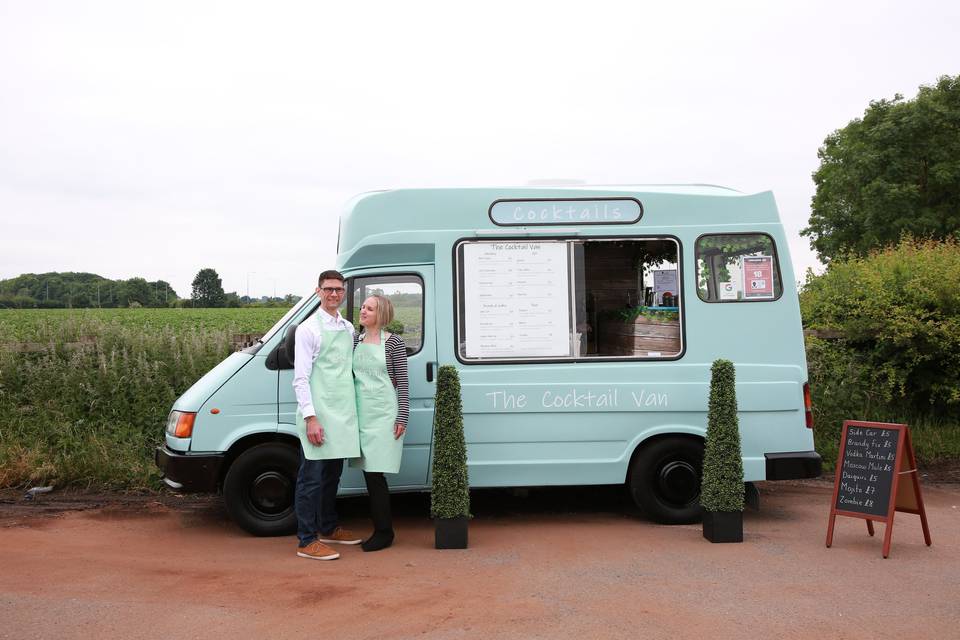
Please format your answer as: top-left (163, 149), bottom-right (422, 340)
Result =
top-left (259, 294), bottom-right (315, 344)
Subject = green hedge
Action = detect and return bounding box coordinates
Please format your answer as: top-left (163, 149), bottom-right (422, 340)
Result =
top-left (802, 238), bottom-right (960, 468)
top-left (801, 237), bottom-right (960, 414)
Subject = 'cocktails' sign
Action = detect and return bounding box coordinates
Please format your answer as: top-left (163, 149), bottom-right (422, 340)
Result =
top-left (489, 198), bottom-right (643, 226)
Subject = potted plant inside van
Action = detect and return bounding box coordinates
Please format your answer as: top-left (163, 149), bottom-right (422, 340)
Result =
top-left (431, 365), bottom-right (470, 549)
top-left (700, 359), bottom-right (745, 543)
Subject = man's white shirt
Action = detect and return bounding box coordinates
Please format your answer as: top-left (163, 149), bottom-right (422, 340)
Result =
top-left (292, 307), bottom-right (355, 419)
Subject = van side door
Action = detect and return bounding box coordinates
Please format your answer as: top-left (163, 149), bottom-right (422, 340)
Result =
top-left (342, 268), bottom-right (437, 489)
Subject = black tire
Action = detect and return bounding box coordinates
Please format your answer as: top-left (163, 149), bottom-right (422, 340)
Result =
top-left (629, 437), bottom-right (704, 524)
top-left (223, 442), bottom-right (299, 536)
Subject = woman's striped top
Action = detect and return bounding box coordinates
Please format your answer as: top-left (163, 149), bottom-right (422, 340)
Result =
top-left (353, 332), bottom-right (410, 428)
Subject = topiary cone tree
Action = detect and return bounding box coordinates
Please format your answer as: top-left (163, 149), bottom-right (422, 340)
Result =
top-left (700, 358), bottom-right (745, 543)
top-left (431, 365), bottom-right (470, 549)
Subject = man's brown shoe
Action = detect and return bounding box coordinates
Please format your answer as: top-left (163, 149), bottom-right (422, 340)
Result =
top-left (297, 540), bottom-right (340, 560)
top-left (318, 526), bottom-right (362, 545)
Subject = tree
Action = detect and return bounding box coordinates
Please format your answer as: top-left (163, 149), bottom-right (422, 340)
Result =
top-left (802, 75), bottom-right (960, 262)
top-left (124, 277), bottom-right (152, 307)
top-left (149, 280), bottom-right (177, 307)
top-left (191, 268), bottom-right (225, 307)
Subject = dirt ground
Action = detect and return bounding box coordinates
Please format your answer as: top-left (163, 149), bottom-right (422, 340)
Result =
top-left (1, 480), bottom-right (958, 640)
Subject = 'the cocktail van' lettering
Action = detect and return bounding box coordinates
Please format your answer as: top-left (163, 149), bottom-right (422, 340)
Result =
top-left (630, 390), bottom-right (668, 408)
top-left (485, 391), bottom-right (527, 409)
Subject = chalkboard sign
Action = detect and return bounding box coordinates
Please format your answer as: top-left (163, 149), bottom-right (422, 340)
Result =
top-left (833, 424), bottom-right (898, 517)
top-left (826, 420), bottom-right (932, 558)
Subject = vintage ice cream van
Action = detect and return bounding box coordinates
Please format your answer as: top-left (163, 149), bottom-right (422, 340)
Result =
top-left (156, 185), bottom-right (821, 535)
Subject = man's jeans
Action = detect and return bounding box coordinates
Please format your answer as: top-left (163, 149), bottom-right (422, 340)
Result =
top-left (295, 451), bottom-right (344, 547)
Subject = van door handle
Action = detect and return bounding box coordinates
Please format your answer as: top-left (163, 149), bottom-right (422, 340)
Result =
top-left (426, 362), bottom-right (434, 382)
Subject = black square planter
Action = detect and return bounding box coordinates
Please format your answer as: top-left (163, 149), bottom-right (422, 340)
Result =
top-left (434, 516), bottom-right (469, 549)
top-left (702, 509), bottom-right (743, 543)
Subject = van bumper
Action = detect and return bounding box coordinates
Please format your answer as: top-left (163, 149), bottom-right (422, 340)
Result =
top-left (765, 451), bottom-right (822, 480)
top-left (155, 446), bottom-right (224, 492)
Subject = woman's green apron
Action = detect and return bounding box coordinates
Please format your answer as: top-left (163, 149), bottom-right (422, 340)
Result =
top-left (295, 326), bottom-right (360, 460)
top-left (351, 330), bottom-right (403, 473)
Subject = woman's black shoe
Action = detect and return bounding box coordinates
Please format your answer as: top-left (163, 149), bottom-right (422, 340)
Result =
top-left (361, 530), bottom-right (395, 552)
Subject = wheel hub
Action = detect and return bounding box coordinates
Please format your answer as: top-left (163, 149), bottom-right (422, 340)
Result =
top-left (249, 471), bottom-right (293, 517)
top-left (657, 460), bottom-right (699, 506)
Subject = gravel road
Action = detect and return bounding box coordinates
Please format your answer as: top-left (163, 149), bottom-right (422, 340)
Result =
top-left (1, 480), bottom-right (957, 639)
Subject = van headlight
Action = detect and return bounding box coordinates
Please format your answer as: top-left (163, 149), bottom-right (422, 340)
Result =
top-left (166, 411), bottom-right (196, 438)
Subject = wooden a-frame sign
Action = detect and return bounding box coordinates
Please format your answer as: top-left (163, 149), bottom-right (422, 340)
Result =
top-left (826, 420), bottom-right (931, 558)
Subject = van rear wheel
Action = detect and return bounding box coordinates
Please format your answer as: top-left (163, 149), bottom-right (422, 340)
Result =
top-left (629, 437), bottom-right (703, 524)
top-left (223, 443), bottom-right (298, 536)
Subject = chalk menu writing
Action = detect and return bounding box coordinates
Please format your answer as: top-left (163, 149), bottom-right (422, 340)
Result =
top-left (463, 242), bottom-right (571, 358)
top-left (835, 425), bottom-right (898, 518)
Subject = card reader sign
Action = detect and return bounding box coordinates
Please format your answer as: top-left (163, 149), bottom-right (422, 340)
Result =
top-left (490, 198), bottom-right (642, 226)
top-left (741, 255), bottom-right (775, 299)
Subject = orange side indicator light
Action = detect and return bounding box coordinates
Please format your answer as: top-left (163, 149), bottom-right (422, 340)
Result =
top-left (210, 408), bottom-right (220, 414)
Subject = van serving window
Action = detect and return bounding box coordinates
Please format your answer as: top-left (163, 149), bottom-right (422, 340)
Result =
top-left (455, 238), bottom-right (682, 362)
top-left (695, 233), bottom-right (782, 302)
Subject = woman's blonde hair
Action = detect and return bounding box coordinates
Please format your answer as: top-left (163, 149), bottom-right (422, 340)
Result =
top-left (368, 294), bottom-right (394, 329)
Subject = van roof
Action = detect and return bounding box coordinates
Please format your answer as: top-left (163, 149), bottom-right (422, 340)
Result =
top-left (338, 185), bottom-right (780, 260)
top-left (352, 184), bottom-right (744, 198)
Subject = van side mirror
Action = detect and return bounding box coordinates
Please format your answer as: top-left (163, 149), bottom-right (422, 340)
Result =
top-left (266, 323), bottom-right (298, 370)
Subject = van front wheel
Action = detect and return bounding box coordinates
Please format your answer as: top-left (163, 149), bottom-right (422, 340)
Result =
top-left (629, 438), bottom-right (703, 524)
top-left (223, 443), bottom-right (298, 536)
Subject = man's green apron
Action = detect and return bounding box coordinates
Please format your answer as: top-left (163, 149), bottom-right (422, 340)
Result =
top-left (351, 330), bottom-right (403, 473)
top-left (295, 326), bottom-right (360, 460)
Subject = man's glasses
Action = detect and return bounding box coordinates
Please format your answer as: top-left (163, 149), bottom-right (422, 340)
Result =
top-left (320, 287), bottom-right (345, 295)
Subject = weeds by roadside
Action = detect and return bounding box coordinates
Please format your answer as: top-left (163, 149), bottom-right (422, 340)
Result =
top-left (807, 336), bottom-right (960, 470)
top-left (0, 309), bottom-right (286, 489)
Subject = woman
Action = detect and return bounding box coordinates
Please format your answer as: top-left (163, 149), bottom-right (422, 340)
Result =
top-left (351, 294), bottom-right (409, 551)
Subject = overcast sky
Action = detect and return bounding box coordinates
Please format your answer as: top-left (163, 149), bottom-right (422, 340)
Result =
top-left (1, 1), bottom-right (957, 298)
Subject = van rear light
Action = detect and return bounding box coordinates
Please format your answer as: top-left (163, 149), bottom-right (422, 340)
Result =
top-left (166, 411), bottom-right (196, 438)
top-left (803, 383), bottom-right (813, 429)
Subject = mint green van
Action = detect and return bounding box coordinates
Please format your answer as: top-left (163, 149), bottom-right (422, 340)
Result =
top-left (156, 186), bottom-right (821, 535)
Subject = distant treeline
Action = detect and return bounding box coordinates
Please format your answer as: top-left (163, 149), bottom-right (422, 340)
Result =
top-left (0, 272), bottom-right (299, 309)
top-left (0, 272), bottom-right (176, 309)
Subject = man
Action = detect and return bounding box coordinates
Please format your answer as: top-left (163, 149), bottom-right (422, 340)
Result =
top-left (292, 270), bottom-right (362, 560)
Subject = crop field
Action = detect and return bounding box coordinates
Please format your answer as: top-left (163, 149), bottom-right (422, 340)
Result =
top-left (0, 307), bottom-right (290, 342)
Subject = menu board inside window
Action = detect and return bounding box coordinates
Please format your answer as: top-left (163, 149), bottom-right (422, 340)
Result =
top-left (462, 242), bottom-right (571, 358)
